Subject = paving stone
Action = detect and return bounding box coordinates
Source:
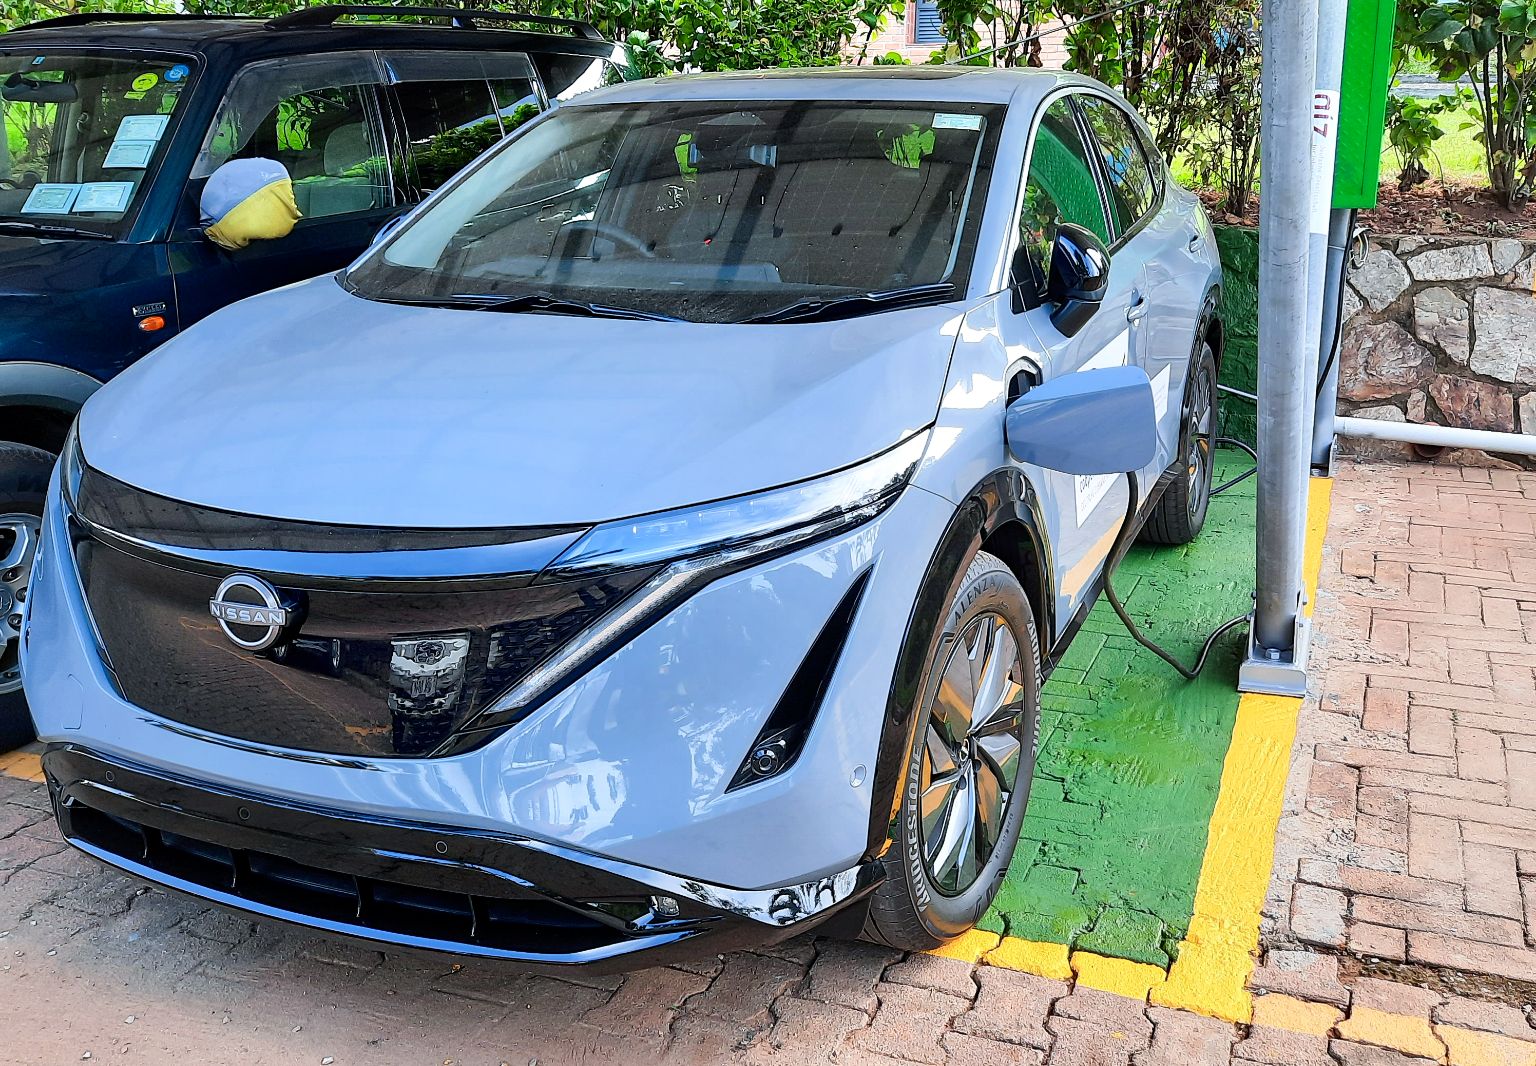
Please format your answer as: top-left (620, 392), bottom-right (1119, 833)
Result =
top-left (668, 1010), bottom-right (759, 1062)
top-left (756, 995), bottom-right (869, 1058)
top-left (1349, 976), bottom-right (1444, 1019)
top-left (1045, 1016), bottom-right (1144, 1066)
top-left (1408, 931), bottom-right (1536, 983)
top-left (1329, 1038), bottom-right (1441, 1065)
top-left (1336, 1005), bottom-right (1445, 1060)
top-left (1291, 883), bottom-right (1348, 948)
top-left (1052, 988), bottom-right (1155, 1045)
top-left (1132, 1006), bottom-right (1236, 1065)
top-left (940, 1031), bottom-right (1044, 1065)
top-left (1439, 1026), bottom-right (1536, 1066)
top-left (579, 966), bottom-right (711, 1044)
top-left (685, 951), bottom-right (803, 1028)
top-left (882, 951), bottom-right (977, 999)
top-left (1433, 996), bottom-right (1536, 1042)
top-left (1248, 950), bottom-right (1349, 1007)
top-left (799, 939), bottom-right (899, 1014)
top-left (954, 967), bottom-right (1060, 1050)
top-left (1232, 1025), bottom-right (1335, 1066)
top-left (1347, 921), bottom-right (1408, 961)
top-left (847, 982), bottom-right (968, 1065)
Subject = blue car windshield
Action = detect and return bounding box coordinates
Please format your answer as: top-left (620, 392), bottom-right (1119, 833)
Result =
top-left (345, 98), bottom-right (1004, 323)
top-left (0, 51), bottom-right (193, 237)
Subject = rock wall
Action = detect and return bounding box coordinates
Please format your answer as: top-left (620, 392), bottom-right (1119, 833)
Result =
top-left (1337, 235), bottom-right (1536, 466)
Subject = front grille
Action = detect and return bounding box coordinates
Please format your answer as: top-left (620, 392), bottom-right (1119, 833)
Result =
top-left (65, 801), bottom-right (628, 955)
top-left (69, 469), bottom-right (653, 757)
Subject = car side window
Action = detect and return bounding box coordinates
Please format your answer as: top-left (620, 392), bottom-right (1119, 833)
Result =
top-left (1077, 97), bottom-right (1157, 237)
top-left (381, 52), bottom-right (543, 197)
top-left (1018, 97), bottom-right (1110, 292)
top-left (192, 52), bottom-right (394, 222)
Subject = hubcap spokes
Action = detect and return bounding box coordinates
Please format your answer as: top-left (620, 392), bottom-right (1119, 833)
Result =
top-left (1187, 364), bottom-right (1215, 515)
top-left (0, 513), bottom-right (40, 696)
top-left (919, 613), bottom-right (1027, 895)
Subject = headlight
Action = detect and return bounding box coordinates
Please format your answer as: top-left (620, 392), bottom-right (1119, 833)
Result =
top-left (59, 421), bottom-right (84, 512)
top-left (542, 430), bottom-right (930, 580)
top-left (450, 431), bottom-right (930, 748)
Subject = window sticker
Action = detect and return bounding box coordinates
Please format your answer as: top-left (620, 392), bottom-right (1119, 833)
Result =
top-left (166, 63), bottom-right (190, 83)
top-left (75, 182), bottom-right (135, 213)
top-left (933, 112), bottom-right (983, 131)
top-left (20, 183), bottom-right (80, 214)
top-left (104, 140), bottom-right (156, 169)
top-left (116, 114), bottom-right (170, 141)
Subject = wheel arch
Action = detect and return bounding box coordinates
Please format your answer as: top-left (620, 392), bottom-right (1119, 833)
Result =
top-left (861, 469), bottom-right (1055, 862)
top-left (0, 362), bottom-right (102, 454)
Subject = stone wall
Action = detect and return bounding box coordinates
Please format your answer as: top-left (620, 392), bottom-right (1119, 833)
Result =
top-left (1337, 235), bottom-right (1536, 466)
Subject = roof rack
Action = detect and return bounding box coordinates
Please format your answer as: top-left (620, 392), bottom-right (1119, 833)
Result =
top-left (19, 12), bottom-right (263, 31)
top-left (266, 5), bottom-right (605, 41)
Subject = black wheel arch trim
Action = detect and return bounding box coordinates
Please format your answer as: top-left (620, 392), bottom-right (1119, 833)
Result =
top-left (0, 361), bottom-right (104, 416)
top-left (861, 470), bottom-right (1053, 862)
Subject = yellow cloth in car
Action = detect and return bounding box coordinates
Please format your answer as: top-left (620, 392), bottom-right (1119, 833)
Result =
top-left (205, 178), bottom-right (300, 251)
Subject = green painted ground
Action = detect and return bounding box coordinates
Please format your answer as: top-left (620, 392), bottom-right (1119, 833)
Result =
top-left (979, 451), bottom-right (1257, 967)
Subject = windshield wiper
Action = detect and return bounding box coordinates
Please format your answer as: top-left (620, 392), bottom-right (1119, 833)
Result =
top-left (0, 219), bottom-right (112, 241)
top-left (451, 291), bottom-right (682, 322)
top-left (740, 283), bottom-right (958, 326)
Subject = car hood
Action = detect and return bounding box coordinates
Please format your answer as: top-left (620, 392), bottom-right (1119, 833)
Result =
top-left (79, 276), bottom-right (963, 528)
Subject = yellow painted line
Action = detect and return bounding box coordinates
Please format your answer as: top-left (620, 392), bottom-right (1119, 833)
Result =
top-left (1338, 1006), bottom-right (1445, 1061)
top-left (1440, 1025), bottom-right (1536, 1066)
top-left (927, 928), bottom-right (1000, 963)
top-left (1070, 952), bottom-right (1167, 999)
top-left (0, 746), bottom-right (43, 782)
top-left (1150, 476), bottom-right (1335, 1022)
top-left (1249, 993), bottom-right (1343, 1035)
top-left (981, 936), bottom-right (1072, 980)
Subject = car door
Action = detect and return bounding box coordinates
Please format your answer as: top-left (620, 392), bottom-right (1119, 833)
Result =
top-left (167, 51), bottom-right (400, 329)
top-left (999, 93), bottom-right (1140, 630)
top-left (378, 50), bottom-right (545, 203)
top-left (1078, 94), bottom-right (1201, 479)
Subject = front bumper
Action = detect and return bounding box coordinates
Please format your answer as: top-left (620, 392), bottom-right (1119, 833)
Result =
top-left (44, 744), bottom-right (881, 970)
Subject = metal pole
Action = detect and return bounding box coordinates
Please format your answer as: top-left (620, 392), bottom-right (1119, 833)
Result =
top-left (1241, 0), bottom-right (1320, 695)
top-left (1311, 209), bottom-right (1356, 469)
top-left (1301, 4), bottom-right (1350, 472)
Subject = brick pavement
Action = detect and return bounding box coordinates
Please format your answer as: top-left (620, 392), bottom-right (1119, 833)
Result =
top-left (3, 458), bottom-right (1536, 1064)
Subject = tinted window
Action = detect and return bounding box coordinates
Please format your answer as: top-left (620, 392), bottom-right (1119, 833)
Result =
top-left (384, 53), bottom-right (542, 194)
top-left (1078, 97), bottom-right (1157, 235)
top-left (1019, 98), bottom-right (1109, 289)
top-left (193, 53), bottom-right (393, 221)
top-left (531, 53), bottom-right (627, 102)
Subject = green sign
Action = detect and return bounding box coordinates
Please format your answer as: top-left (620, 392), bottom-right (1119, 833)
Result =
top-left (1334, 0), bottom-right (1398, 209)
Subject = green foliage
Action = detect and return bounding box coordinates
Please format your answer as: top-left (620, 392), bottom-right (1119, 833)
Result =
top-left (1385, 92), bottom-right (1460, 189)
top-left (1397, 0), bottom-right (1536, 209)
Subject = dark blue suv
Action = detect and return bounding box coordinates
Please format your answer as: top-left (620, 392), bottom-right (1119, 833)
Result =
top-left (0, 5), bottom-right (624, 743)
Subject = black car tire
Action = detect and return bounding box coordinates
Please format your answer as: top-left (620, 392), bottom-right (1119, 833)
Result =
top-left (860, 550), bottom-right (1040, 952)
top-left (1140, 342), bottom-right (1219, 546)
top-left (0, 443), bottom-right (54, 751)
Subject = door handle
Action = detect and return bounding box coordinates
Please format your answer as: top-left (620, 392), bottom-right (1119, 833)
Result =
top-left (1127, 293), bottom-right (1149, 322)
top-left (1187, 234), bottom-right (1203, 253)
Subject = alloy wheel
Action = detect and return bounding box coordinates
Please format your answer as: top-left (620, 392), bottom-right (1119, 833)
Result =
top-left (0, 513), bottom-right (40, 696)
top-left (917, 612), bottom-right (1028, 896)
top-left (1186, 359), bottom-right (1215, 519)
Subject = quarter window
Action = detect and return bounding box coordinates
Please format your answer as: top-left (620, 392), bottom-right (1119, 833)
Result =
top-left (1018, 98), bottom-right (1110, 290)
top-left (1078, 97), bottom-right (1157, 236)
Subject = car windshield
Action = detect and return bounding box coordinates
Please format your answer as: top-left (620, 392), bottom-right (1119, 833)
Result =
top-left (0, 51), bottom-right (193, 237)
top-left (345, 98), bottom-right (1004, 323)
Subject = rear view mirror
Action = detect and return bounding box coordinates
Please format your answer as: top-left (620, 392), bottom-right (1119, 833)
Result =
top-left (2, 73), bottom-right (77, 104)
top-left (1006, 365), bottom-right (1157, 475)
top-left (1046, 223), bottom-right (1110, 338)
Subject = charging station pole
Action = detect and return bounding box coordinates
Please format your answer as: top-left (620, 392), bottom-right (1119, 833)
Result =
top-left (1239, 0), bottom-right (1320, 697)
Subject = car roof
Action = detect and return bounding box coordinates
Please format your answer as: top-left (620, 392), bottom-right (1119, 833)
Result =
top-left (563, 65), bottom-right (1099, 108)
top-left (0, 10), bottom-right (613, 57)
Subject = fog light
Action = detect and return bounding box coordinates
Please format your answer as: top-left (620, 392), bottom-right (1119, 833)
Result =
top-left (650, 895), bottom-right (680, 918)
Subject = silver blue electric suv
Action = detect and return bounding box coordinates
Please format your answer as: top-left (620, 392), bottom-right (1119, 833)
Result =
top-left (22, 66), bottom-right (1222, 969)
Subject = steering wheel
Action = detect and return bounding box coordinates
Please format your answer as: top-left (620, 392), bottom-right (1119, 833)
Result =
top-left (560, 219), bottom-right (656, 259)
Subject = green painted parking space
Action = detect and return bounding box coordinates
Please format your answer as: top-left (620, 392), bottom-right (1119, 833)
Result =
top-left (980, 450), bottom-right (1257, 967)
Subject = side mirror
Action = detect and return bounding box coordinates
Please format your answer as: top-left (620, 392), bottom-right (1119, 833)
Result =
top-left (1006, 365), bottom-right (1158, 475)
top-left (1046, 223), bottom-right (1110, 338)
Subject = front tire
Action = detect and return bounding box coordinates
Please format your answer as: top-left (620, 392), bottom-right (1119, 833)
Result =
top-left (861, 551), bottom-right (1041, 951)
top-left (0, 443), bottom-right (54, 751)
